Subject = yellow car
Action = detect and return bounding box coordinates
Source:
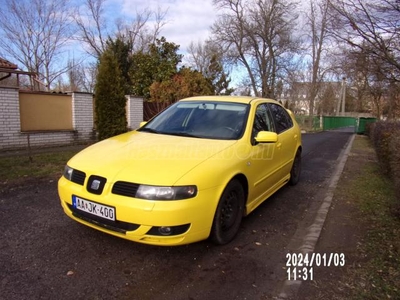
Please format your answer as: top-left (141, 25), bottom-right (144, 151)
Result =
top-left (58, 96), bottom-right (302, 246)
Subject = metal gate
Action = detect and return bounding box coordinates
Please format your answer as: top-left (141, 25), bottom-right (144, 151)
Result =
top-left (322, 116), bottom-right (357, 131)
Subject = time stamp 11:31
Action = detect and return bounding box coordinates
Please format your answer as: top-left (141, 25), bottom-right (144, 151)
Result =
top-left (286, 252), bottom-right (346, 280)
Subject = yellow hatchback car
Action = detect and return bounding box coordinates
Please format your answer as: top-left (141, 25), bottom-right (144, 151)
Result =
top-left (58, 96), bottom-right (302, 246)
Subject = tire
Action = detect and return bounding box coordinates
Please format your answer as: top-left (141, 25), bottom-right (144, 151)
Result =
top-left (289, 149), bottom-right (301, 186)
top-left (210, 179), bottom-right (245, 245)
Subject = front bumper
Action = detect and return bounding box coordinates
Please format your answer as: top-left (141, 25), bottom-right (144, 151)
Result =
top-left (58, 177), bottom-right (220, 246)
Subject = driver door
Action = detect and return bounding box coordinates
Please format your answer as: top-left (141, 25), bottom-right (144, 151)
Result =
top-left (246, 103), bottom-right (283, 211)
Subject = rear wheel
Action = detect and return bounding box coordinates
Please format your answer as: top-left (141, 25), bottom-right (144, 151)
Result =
top-left (210, 179), bottom-right (245, 245)
top-left (289, 149), bottom-right (301, 186)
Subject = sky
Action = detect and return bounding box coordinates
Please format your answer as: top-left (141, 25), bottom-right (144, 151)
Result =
top-left (0, 0), bottom-right (310, 87)
top-left (109, 0), bottom-right (219, 54)
top-left (86, 0), bottom-right (309, 88)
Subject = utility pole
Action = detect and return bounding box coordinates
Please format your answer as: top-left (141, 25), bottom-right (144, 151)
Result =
top-left (336, 77), bottom-right (346, 116)
top-left (341, 77), bottom-right (346, 116)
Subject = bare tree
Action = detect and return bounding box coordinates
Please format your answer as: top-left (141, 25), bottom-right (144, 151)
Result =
top-left (329, 0), bottom-right (400, 82)
top-left (187, 41), bottom-right (212, 75)
top-left (65, 59), bottom-right (97, 93)
top-left (211, 0), bottom-right (299, 98)
top-left (366, 59), bottom-right (387, 118)
top-left (305, 0), bottom-right (332, 118)
top-left (0, 0), bottom-right (74, 90)
top-left (116, 6), bottom-right (168, 53)
top-left (318, 82), bottom-right (338, 115)
top-left (187, 40), bottom-right (234, 95)
top-left (74, 0), bottom-right (109, 58)
top-left (329, 0), bottom-right (400, 118)
top-left (75, 0), bottom-right (168, 58)
top-left (72, 0), bottom-right (169, 96)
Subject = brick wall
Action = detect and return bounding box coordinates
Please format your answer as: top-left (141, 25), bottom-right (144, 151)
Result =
top-left (0, 87), bottom-right (24, 149)
top-left (126, 96), bottom-right (144, 130)
top-left (0, 86), bottom-right (79, 151)
top-left (0, 88), bottom-right (144, 151)
top-left (72, 92), bottom-right (95, 141)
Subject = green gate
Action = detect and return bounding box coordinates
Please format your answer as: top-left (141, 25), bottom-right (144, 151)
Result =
top-left (355, 117), bottom-right (377, 134)
top-left (322, 116), bottom-right (357, 131)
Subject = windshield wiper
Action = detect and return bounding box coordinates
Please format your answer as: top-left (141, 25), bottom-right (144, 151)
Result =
top-left (140, 128), bottom-right (201, 138)
top-left (140, 128), bottom-right (161, 134)
top-left (163, 132), bottom-right (201, 138)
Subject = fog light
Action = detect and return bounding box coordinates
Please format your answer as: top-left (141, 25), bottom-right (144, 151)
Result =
top-left (146, 224), bottom-right (190, 236)
top-left (158, 226), bottom-right (172, 236)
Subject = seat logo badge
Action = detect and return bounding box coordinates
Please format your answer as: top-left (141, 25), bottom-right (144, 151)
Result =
top-left (91, 179), bottom-right (101, 190)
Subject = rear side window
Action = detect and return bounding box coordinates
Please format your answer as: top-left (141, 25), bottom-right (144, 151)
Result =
top-left (268, 104), bottom-right (293, 134)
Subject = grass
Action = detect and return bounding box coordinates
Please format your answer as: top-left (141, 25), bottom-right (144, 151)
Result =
top-left (340, 136), bottom-right (400, 299)
top-left (0, 150), bottom-right (80, 182)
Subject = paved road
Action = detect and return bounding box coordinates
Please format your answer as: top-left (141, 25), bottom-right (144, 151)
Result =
top-left (0, 129), bottom-right (354, 300)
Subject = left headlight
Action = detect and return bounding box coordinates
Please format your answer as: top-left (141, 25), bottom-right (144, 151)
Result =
top-left (136, 185), bottom-right (197, 200)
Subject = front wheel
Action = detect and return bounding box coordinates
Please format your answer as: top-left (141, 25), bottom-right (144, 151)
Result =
top-left (289, 149), bottom-right (301, 186)
top-left (210, 179), bottom-right (245, 245)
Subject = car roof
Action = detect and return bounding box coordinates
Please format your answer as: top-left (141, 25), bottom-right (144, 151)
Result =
top-left (180, 95), bottom-right (281, 105)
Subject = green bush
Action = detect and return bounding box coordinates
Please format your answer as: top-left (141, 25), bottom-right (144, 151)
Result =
top-left (369, 121), bottom-right (400, 216)
top-left (364, 122), bottom-right (374, 136)
top-left (368, 121), bottom-right (400, 176)
top-left (390, 134), bottom-right (400, 213)
top-left (95, 46), bottom-right (128, 140)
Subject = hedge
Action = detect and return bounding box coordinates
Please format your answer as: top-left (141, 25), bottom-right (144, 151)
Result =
top-left (367, 121), bottom-right (400, 216)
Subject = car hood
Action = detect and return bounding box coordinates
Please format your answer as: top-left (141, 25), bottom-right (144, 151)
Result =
top-left (68, 131), bottom-right (237, 185)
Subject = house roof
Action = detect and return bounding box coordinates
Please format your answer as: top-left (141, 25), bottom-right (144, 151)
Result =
top-left (0, 57), bottom-right (17, 69)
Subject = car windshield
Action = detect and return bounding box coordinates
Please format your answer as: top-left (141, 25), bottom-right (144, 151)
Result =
top-left (139, 101), bottom-right (250, 140)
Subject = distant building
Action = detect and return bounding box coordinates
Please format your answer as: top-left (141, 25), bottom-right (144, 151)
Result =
top-left (0, 57), bottom-right (40, 90)
top-left (0, 57), bottom-right (18, 69)
top-left (279, 81), bottom-right (342, 115)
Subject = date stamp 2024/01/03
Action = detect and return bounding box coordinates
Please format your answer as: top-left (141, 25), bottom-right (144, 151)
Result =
top-left (285, 252), bottom-right (346, 281)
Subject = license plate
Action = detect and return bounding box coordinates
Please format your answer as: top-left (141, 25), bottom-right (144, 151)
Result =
top-left (72, 195), bottom-right (115, 221)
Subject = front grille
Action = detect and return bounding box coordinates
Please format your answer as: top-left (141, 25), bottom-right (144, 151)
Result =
top-left (112, 181), bottom-right (139, 197)
top-left (71, 170), bottom-right (86, 185)
top-left (68, 204), bottom-right (140, 233)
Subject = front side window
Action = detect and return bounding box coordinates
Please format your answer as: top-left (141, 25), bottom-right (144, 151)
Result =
top-left (139, 101), bottom-right (249, 140)
top-left (252, 103), bottom-right (275, 139)
top-left (268, 103), bottom-right (293, 134)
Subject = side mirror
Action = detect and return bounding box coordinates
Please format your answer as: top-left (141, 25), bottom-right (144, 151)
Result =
top-left (139, 121), bottom-right (147, 128)
top-left (255, 131), bottom-right (278, 143)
